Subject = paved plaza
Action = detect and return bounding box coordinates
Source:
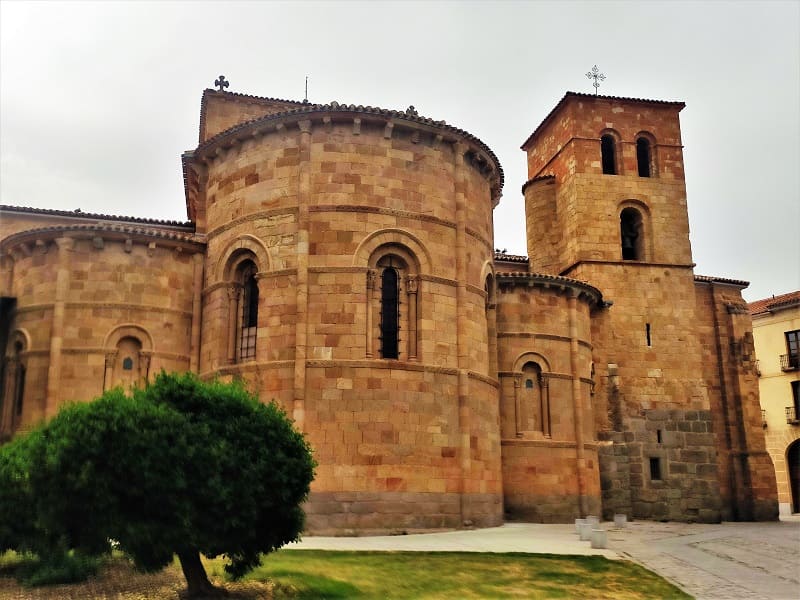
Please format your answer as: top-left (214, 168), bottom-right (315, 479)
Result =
top-left (289, 517), bottom-right (800, 599)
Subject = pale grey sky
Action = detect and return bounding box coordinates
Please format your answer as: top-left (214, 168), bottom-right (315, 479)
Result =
top-left (1, 0), bottom-right (798, 301)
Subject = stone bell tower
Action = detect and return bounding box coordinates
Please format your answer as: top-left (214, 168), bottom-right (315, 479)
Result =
top-left (522, 92), bottom-right (731, 522)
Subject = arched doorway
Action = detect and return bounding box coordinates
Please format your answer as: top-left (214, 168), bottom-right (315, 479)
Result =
top-left (788, 439), bottom-right (800, 514)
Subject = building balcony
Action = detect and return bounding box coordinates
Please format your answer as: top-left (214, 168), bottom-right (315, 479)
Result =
top-left (761, 409), bottom-right (767, 428)
top-left (787, 406), bottom-right (799, 425)
top-left (780, 353), bottom-right (799, 371)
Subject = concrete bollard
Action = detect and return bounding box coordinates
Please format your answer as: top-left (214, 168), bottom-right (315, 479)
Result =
top-left (613, 513), bottom-right (627, 528)
top-left (579, 522), bottom-right (593, 541)
top-left (575, 518), bottom-right (587, 534)
top-left (591, 528), bottom-right (607, 549)
top-left (586, 515), bottom-right (599, 526)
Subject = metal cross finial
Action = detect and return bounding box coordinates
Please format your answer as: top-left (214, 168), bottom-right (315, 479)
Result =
top-left (586, 65), bottom-right (605, 96)
top-left (214, 75), bottom-right (229, 92)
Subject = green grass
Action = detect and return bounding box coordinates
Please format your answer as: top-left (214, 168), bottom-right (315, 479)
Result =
top-left (1, 549), bottom-right (693, 599)
top-left (217, 550), bottom-right (693, 599)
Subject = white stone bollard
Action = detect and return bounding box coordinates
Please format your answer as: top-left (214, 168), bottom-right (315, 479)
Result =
top-left (579, 522), bottom-right (593, 541)
top-left (591, 528), bottom-right (607, 549)
top-left (614, 513), bottom-right (627, 528)
top-left (575, 518), bottom-right (587, 533)
top-left (586, 515), bottom-right (599, 526)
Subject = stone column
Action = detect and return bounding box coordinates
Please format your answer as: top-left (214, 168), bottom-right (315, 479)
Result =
top-left (293, 119), bottom-right (312, 430)
top-left (226, 285), bottom-right (240, 364)
top-left (189, 253), bottom-right (204, 373)
top-left (569, 289), bottom-right (588, 516)
top-left (486, 297), bottom-right (498, 377)
top-left (541, 374), bottom-right (551, 438)
top-left (513, 374), bottom-right (522, 438)
top-left (406, 275), bottom-right (418, 360)
top-left (1, 356), bottom-right (17, 435)
top-left (103, 351), bottom-right (117, 392)
top-left (140, 351), bottom-right (153, 384)
top-left (365, 269), bottom-right (376, 358)
top-left (46, 237), bottom-right (73, 418)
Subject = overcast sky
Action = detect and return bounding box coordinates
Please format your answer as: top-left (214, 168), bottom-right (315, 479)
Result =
top-left (1, 0), bottom-right (798, 302)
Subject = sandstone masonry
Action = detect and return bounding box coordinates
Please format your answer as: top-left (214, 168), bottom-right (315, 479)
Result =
top-left (0, 89), bottom-right (778, 532)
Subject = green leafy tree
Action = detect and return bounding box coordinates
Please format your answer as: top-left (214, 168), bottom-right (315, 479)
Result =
top-left (1, 373), bottom-right (315, 597)
top-left (0, 430), bottom-right (39, 554)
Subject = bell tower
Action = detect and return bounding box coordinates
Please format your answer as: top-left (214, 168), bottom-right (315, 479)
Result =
top-left (522, 92), bottom-right (725, 522)
top-left (521, 92), bottom-right (691, 274)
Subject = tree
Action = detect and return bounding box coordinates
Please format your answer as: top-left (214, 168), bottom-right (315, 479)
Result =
top-left (0, 430), bottom-right (39, 554)
top-left (1, 373), bottom-right (315, 597)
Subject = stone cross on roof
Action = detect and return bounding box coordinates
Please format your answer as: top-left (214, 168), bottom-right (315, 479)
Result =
top-left (214, 75), bottom-right (229, 92)
top-left (586, 65), bottom-right (605, 96)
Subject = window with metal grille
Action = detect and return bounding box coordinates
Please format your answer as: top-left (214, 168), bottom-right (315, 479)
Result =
top-left (238, 262), bottom-right (258, 361)
top-left (380, 266), bottom-right (400, 359)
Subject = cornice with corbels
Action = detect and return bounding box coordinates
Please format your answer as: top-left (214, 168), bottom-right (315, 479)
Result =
top-left (1, 223), bottom-right (206, 261)
top-left (187, 106), bottom-right (504, 202)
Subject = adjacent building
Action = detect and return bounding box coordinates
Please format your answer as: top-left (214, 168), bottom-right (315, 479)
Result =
top-left (0, 87), bottom-right (778, 533)
top-left (750, 291), bottom-right (800, 516)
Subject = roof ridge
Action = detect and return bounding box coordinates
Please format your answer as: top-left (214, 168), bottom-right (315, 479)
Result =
top-left (0, 205), bottom-right (193, 228)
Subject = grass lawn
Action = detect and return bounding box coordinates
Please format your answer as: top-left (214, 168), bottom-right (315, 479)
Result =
top-left (222, 550), bottom-right (691, 599)
top-left (1, 549), bottom-right (692, 599)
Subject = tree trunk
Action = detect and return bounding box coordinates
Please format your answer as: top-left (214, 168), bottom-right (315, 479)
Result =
top-left (177, 549), bottom-right (219, 598)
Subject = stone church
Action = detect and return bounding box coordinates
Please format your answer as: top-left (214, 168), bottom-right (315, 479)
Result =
top-left (0, 85), bottom-right (778, 533)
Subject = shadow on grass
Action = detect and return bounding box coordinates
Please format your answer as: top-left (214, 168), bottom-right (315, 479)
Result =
top-left (267, 569), bottom-right (361, 599)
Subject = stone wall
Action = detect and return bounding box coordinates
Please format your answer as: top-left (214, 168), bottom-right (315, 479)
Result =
top-left (599, 409), bottom-right (722, 522)
top-left (190, 99), bottom-right (505, 533)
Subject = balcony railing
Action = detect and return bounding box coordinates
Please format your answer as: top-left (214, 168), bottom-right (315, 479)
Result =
top-left (755, 359), bottom-right (761, 376)
top-left (761, 409), bottom-right (767, 428)
top-left (780, 353), bottom-right (799, 371)
top-left (787, 406), bottom-right (799, 425)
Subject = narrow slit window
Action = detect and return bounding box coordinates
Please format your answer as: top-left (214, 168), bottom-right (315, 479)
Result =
top-left (646, 323), bottom-right (652, 346)
top-left (122, 357), bottom-right (134, 371)
top-left (656, 429), bottom-right (662, 444)
top-left (637, 137), bottom-right (652, 177)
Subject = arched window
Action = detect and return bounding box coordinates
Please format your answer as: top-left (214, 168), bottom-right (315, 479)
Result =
top-left (637, 137), bottom-right (652, 177)
top-left (367, 246), bottom-right (420, 361)
top-left (237, 260), bottom-right (259, 362)
top-left (601, 134), bottom-right (617, 175)
top-left (620, 207), bottom-right (644, 261)
top-left (518, 361), bottom-right (550, 437)
top-left (113, 336), bottom-right (143, 391)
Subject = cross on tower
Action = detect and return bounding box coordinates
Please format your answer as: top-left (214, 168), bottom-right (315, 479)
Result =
top-left (586, 65), bottom-right (605, 96)
top-left (214, 75), bottom-right (229, 92)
